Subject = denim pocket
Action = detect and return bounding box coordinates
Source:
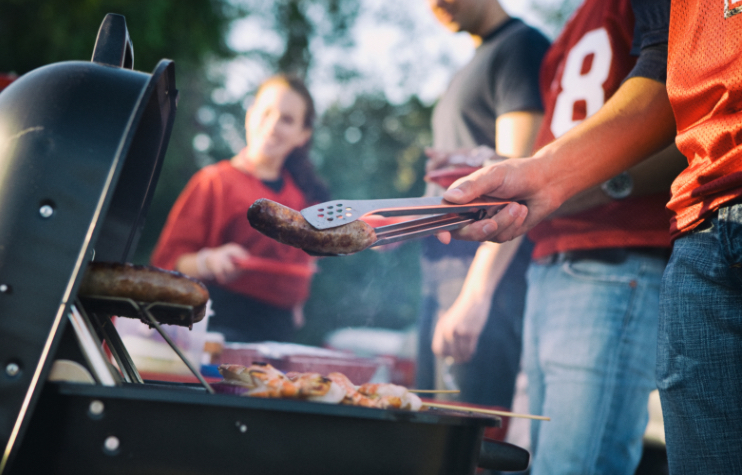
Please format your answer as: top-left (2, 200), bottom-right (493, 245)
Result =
top-left (721, 202), bottom-right (742, 258)
top-left (561, 259), bottom-right (640, 286)
top-left (719, 202), bottom-right (742, 285)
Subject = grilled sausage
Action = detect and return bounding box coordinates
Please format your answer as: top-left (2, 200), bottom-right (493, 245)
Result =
top-left (78, 262), bottom-right (209, 320)
top-left (247, 198), bottom-right (377, 255)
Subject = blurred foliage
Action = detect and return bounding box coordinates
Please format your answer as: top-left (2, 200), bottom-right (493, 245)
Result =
top-left (0, 0), bottom-right (579, 347)
top-left (0, 0), bottom-right (234, 74)
top-left (0, 0), bottom-right (428, 346)
top-left (529, 0), bottom-right (583, 38)
top-left (221, 0), bottom-right (361, 78)
top-left (298, 94), bottom-right (432, 344)
top-left (315, 95), bottom-right (431, 199)
top-left (0, 0), bottom-right (238, 275)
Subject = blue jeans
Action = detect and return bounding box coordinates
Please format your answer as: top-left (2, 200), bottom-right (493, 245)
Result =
top-left (524, 249), bottom-right (665, 475)
top-left (658, 203), bottom-right (742, 474)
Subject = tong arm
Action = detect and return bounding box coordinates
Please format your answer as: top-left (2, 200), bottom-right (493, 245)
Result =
top-left (371, 211), bottom-right (484, 248)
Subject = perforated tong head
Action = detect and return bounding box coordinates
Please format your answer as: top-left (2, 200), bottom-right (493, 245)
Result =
top-left (301, 196), bottom-right (510, 250)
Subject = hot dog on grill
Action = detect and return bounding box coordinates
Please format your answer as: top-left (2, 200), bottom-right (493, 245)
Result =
top-left (78, 262), bottom-right (210, 320)
top-left (247, 198), bottom-right (377, 255)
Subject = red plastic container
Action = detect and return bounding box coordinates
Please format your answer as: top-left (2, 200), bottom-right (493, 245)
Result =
top-left (212, 343), bottom-right (392, 385)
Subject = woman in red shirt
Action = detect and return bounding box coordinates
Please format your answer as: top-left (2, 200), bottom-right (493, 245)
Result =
top-left (151, 74), bottom-right (329, 343)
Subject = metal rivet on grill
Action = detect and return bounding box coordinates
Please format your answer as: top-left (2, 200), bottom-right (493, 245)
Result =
top-left (39, 204), bottom-right (54, 218)
top-left (89, 400), bottom-right (105, 417)
top-left (236, 421), bottom-right (248, 433)
top-left (5, 362), bottom-right (20, 377)
top-left (103, 436), bottom-right (120, 454)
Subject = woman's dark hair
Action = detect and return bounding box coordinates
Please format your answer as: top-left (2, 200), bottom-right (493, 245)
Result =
top-left (257, 74), bottom-right (330, 204)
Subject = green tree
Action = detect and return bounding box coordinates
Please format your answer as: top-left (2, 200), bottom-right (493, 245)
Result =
top-left (0, 0), bottom-right (238, 265)
top-left (0, 0), bottom-right (449, 345)
top-left (530, 0), bottom-right (583, 38)
top-left (0, 0), bottom-right (234, 74)
top-left (298, 93), bottom-right (433, 345)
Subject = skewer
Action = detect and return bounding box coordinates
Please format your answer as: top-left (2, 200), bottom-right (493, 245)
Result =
top-left (408, 389), bottom-right (460, 394)
top-left (423, 401), bottom-right (551, 421)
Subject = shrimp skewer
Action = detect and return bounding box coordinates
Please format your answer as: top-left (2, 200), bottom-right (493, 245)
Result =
top-left (218, 363), bottom-right (420, 409)
top-left (328, 373), bottom-right (402, 409)
top-left (289, 372), bottom-right (345, 403)
top-left (219, 363), bottom-right (343, 402)
top-left (219, 362), bottom-right (298, 397)
top-left (358, 382), bottom-right (423, 411)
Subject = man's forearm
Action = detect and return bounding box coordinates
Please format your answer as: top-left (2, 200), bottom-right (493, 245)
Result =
top-left (552, 143), bottom-right (686, 216)
top-left (535, 77), bottom-right (677, 206)
top-left (496, 111), bottom-right (544, 158)
top-left (440, 77), bottom-right (677, 243)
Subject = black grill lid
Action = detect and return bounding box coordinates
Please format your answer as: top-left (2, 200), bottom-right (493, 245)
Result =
top-left (0, 13), bottom-right (177, 464)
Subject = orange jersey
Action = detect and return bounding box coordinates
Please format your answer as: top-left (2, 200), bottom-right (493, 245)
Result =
top-left (666, 1), bottom-right (742, 238)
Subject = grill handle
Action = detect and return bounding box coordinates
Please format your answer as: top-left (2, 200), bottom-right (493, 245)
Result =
top-left (91, 13), bottom-right (134, 69)
top-left (478, 439), bottom-right (530, 472)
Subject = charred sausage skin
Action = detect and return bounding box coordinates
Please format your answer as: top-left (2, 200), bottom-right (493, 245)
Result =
top-left (247, 198), bottom-right (376, 255)
top-left (78, 262), bottom-right (209, 320)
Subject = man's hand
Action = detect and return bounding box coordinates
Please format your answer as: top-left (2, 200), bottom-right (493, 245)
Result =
top-left (432, 296), bottom-right (490, 363)
top-left (437, 157), bottom-right (559, 243)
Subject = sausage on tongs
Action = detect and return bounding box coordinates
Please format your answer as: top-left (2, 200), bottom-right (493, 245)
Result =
top-left (247, 198), bottom-right (377, 255)
top-left (247, 197), bottom-right (510, 256)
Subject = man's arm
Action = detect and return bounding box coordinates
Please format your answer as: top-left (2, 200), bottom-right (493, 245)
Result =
top-left (440, 76), bottom-right (677, 243)
top-left (432, 237), bottom-right (523, 362)
top-left (553, 142), bottom-right (686, 216)
top-left (495, 111), bottom-right (542, 159)
top-left (432, 110), bottom-right (541, 362)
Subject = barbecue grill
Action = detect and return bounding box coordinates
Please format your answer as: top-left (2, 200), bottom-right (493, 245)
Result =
top-left (0, 14), bottom-right (530, 474)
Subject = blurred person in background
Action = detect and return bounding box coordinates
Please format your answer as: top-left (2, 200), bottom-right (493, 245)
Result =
top-left (151, 74), bottom-right (330, 343)
top-left (0, 73), bottom-right (16, 92)
top-left (416, 0), bottom-right (549, 425)
top-left (439, 0), bottom-right (742, 473)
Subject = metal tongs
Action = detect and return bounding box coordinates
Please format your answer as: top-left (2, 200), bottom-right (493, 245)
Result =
top-left (301, 196), bottom-right (510, 251)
